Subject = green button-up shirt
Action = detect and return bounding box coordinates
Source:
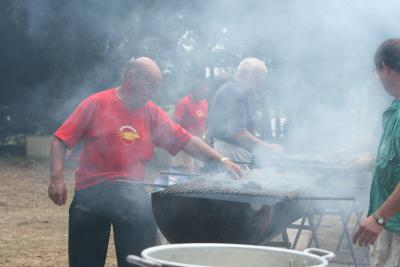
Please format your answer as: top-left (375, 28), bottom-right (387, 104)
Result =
top-left (369, 99), bottom-right (400, 233)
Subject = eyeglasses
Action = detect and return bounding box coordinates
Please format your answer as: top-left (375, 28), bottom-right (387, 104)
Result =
top-left (136, 81), bottom-right (158, 92)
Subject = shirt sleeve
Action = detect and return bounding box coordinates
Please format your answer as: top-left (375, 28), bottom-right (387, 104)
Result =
top-left (54, 96), bottom-right (96, 149)
top-left (152, 106), bottom-right (192, 155)
top-left (391, 114), bottom-right (400, 183)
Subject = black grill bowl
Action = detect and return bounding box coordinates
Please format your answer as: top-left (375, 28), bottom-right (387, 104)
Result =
top-left (151, 183), bottom-right (304, 245)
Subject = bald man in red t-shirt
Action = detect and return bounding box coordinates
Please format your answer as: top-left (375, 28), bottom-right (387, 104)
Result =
top-left (48, 57), bottom-right (242, 267)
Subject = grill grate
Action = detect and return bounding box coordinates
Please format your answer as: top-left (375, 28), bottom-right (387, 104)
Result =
top-left (159, 180), bottom-right (299, 199)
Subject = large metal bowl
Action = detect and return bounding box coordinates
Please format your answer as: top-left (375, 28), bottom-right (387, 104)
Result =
top-left (151, 176), bottom-right (304, 244)
top-left (127, 243), bottom-right (334, 267)
top-left (151, 191), bottom-right (303, 244)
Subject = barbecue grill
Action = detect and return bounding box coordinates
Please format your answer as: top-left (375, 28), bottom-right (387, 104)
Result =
top-left (151, 176), bottom-right (305, 244)
top-left (151, 157), bottom-right (370, 246)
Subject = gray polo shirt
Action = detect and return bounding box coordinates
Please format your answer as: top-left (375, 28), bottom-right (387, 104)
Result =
top-left (208, 81), bottom-right (254, 145)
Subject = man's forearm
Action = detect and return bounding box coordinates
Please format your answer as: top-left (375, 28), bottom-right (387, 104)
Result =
top-left (50, 136), bottom-right (68, 180)
top-left (182, 136), bottom-right (224, 162)
top-left (376, 184), bottom-right (400, 221)
top-left (231, 130), bottom-right (263, 151)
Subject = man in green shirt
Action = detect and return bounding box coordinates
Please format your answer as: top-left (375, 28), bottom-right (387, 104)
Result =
top-left (353, 38), bottom-right (400, 266)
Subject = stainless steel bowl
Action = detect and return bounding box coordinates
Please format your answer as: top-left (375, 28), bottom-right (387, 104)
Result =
top-left (127, 243), bottom-right (334, 267)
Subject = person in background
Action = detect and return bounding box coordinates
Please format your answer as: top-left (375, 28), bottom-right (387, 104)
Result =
top-left (207, 57), bottom-right (284, 169)
top-left (172, 80), bottom-right (208, 172)
top-left (353, 39), bottom-right (400, 266)
top-left (48, 57), bottom-right (242, 267)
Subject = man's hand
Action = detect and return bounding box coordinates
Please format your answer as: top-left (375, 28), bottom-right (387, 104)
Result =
top-left (48, 178), bottom-right (67, 205)
top-left (222, 160), bottom-right (243, 179)
top-left (263, 143), bottom-right (286, 155)
top-left (353, 215), bottom-right (383, 246)
top-left (346, 154), bottom-right (375, 172)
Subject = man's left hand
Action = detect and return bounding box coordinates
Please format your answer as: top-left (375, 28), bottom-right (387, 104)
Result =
top-left (263, 143), bottom-right (286, 155)
top-left (353, 215), bottom-right (383, 246)
top-left (222, 160), bottom-right (243, 179)
top-left (346, 154), bottom-right (375, 172)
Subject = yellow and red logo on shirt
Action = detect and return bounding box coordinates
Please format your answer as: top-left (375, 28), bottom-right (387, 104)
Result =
top-left (118, 125), bottom-right (140, 145)
top-left (196, 110), bottom-right (204, 117)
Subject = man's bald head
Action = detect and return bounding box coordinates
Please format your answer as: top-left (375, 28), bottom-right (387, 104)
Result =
top-left (122, 57), bottom-right (162, 84)
top-left (235, 57), bottom-right (268, 91)
top-left (118, 57), bottom-right (162, 109)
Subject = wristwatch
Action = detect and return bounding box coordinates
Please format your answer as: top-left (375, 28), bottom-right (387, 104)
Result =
top-left (372, 212), bottom-right (386, 226)
top-left (220, 157), bottom-right (230, 163)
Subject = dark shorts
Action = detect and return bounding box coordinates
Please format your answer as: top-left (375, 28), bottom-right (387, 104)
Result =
top-left (68, 181), bottom-right (156, 267)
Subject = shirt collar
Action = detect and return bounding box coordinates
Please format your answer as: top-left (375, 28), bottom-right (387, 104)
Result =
top-left (387, 99), bottom-right (400, 111)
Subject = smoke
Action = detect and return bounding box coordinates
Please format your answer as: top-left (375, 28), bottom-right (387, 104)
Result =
top-left (192, 0), bottom-right (398, 154)
top-left (12, 0), bottom-right (400, 168)
top-left (17, 1), bottom-right (399, 162)
top-left (17, 0), bottom-right (399, 144)
top-left (11, 1), bottom-right (400, 252)
top-left (204, 0), bottom-right (399, 155)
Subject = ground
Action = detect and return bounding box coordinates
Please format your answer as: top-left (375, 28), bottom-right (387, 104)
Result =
top-left (0, 158), bottom-right (117, 266)
top-left (0, 157), bottom-right (368, 266)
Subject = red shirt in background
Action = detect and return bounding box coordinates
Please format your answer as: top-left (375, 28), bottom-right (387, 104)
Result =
top-left (173, 95), bottom-right (208, 136)
top-left (55, 88), bottom-right (191, 190)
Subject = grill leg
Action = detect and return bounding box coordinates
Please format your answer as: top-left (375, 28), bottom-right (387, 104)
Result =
top-left (291, 216), bottom-right (307, 249)
top-left (335, 205), bottom-right (354, 252)
top-left (339, 207), bottom-right (359, 267)
top-left (307, 213), bottom-right (321, 248)
top-left (281, 229), bottom-right (291, 249)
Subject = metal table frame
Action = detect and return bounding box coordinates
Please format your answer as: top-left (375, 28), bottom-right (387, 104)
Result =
top-left (285, 199), bottom-right (370, 267)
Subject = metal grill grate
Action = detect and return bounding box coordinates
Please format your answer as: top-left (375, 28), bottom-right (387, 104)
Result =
top-left (159, 180), bottom-right (298, 199)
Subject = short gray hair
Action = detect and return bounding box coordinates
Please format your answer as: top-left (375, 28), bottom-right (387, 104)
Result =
top-left (235, 57), bottom-right (268, 79)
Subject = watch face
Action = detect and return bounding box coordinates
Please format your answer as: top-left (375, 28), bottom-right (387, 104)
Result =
top-left (378, 218), bottom-right (384, 224)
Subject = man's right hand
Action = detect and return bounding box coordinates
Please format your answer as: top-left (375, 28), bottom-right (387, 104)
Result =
top-left (222, 160), bottom-right (243, 179)
top-left (48, 178), bottom-right (67, 205)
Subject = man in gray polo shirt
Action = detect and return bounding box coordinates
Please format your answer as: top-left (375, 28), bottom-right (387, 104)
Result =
top-left (208, 57), bottom-right (284, 169)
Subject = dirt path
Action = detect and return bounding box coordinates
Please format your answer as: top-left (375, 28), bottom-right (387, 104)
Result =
top-left (0, 158), bottom-right (117, 267)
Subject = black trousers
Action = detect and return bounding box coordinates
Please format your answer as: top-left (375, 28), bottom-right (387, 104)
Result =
top-left (68, 181), bottom-right (156, 267)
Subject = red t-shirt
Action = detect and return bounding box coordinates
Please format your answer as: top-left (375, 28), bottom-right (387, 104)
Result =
top-left (54, 88), bottom-right (192, 190)
top-left (173, 95), bottom-right (208, 136)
